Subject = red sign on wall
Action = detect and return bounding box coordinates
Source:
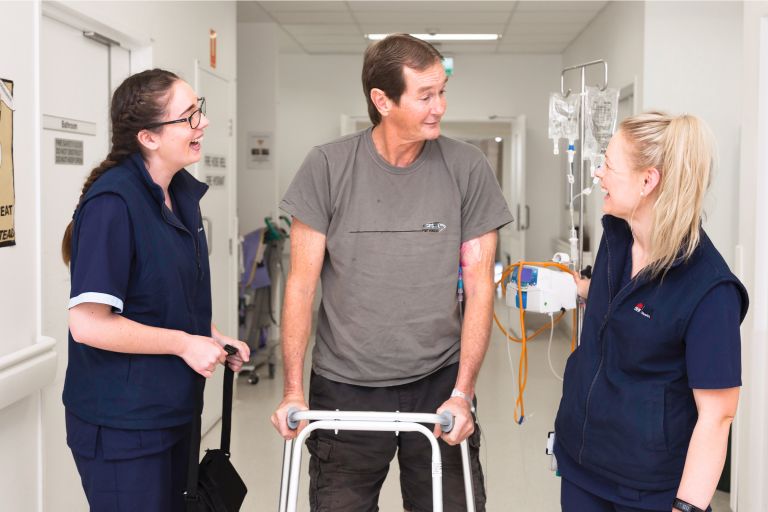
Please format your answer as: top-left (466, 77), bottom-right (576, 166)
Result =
top-left (210, 29), bottom-right (217, 69)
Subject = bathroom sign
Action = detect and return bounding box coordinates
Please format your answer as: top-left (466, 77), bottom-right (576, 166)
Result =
top-left (0, 78), bottom-right (15, 248)
top-left (43, 114), bottom-right (96, 136)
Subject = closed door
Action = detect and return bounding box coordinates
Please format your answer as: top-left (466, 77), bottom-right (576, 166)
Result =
top-left (40, 14), bottom-right (130, 511)
top-left (194, 65), bottom-right (237, 433)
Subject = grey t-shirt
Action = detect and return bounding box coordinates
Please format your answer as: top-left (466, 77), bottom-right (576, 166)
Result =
top-left (280, 128), bottom-right (513, 386)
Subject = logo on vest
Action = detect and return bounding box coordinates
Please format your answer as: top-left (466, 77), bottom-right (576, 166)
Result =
top-left (633, 302), bottom-right (652, 319)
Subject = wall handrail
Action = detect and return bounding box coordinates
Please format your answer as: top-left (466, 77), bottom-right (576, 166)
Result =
top-left (0, 336), bottom-right (57, 411)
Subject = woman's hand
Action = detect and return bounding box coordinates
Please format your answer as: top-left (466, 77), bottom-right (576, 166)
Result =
top-left (572, 271), bottom-right (591, 299)
top-left (211, 323), bottom-right (251, 372)
top-left (179, 334), bottom-right (228, 378)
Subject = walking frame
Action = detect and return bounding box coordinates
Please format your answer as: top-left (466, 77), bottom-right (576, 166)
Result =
top-left (278, 409), bottom-right (477, 512)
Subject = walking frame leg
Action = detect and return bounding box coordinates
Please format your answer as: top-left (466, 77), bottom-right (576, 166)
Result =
top-left (460, 440), bottom-right (476, 512)
top-left (278, 439), bottom-right (293, 512)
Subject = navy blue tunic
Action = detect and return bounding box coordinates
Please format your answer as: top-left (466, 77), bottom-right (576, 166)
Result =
top-left (555, 215), bottom-right (748, 497)
top-left (63, 153), bottom-right (211, 430)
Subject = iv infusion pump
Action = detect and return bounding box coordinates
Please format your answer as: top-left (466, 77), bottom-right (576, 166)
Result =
top-left (506, 265), bottom-right (577, 314)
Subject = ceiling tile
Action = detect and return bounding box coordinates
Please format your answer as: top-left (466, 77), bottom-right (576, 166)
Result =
top-left (282, 23), bottom-right (361, 36)
top-left (497, 42), bottom-right (568, 53)
top-left (268, 11), bottom-right (356, 24)
top-left (436, 42), bottom-right (506, 54)
top-left (510, 10), bottom-right (598, 24)
top-left (353, 11), bottom-right (511, 25)
top-left (501, 33), bottom-right (574, 44)
top-left (503, 21), bottom-right (584, 36)
top-left (237, 2), bottom-right (274, 23)
top-left (259, 1), bottom-right (349, 12)
top-left (515, 1), bottom-right (606, 13)
top-left (305, 43), bottom-right (369, 55)
top-left (242, 0), bottom-right (607, 55)
top-left (358, 23), bottom-right (508, 35)
top-left (293, 34), bottom-right (367, 45)
top-left (350, 1), bottom-right (516, 13)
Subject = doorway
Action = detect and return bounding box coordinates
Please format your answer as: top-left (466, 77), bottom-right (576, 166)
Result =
top-left (39, 13), bottom-right (131, 511)
top-left (194, 63), bottom-right (238, 433)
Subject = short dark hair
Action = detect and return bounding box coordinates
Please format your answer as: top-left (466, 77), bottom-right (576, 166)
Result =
top-left (361, 34), bottom-right (443, 125)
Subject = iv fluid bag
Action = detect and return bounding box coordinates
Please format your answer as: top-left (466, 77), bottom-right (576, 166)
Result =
top-left (549, 92), bottom-right (580, 153)
top-left (586, 86), bottom-right (619, 155)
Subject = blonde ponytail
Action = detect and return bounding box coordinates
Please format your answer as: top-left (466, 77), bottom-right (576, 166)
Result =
top-left (620, 112), bottom-right (715, 279)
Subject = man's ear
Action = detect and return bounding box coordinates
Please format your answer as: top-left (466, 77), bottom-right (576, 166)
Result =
top-left (137, 129), bottom-right (160, 152)
top-left (370, 88), bottom-right (391, 118)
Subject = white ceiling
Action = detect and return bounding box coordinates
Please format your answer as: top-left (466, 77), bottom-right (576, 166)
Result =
top-left (237, 1), bottom-right (608, 55)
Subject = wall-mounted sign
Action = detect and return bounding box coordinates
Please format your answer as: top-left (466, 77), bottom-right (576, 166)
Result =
top-left (42, 114), bottom-right (96, 136)
top-left (55, 138), bottom-right (84, 165)
top-left (204, 154), bottom-right (227, 169)
top-left (0, 78), bottom-right (16, 248)
top-left (210, 29), bottom-right (217, 69)
top-left (247, 131), bottom-right (272, 170)
top-left (205, 175), bottom-right (226, 188)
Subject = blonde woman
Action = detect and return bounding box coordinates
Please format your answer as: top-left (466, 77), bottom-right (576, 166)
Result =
top-left (554, 112), bottom-right (748, 512)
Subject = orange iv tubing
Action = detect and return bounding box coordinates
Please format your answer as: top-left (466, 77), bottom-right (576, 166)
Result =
top-left (493, 260), bottom-right (578, 425)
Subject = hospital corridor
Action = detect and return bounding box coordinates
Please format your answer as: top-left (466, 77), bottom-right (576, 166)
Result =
top-left (1, 1), bottom-right (768, 511)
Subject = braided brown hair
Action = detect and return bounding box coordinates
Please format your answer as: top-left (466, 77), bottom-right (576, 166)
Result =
top-left (61, 69), bottom-right (179, 264)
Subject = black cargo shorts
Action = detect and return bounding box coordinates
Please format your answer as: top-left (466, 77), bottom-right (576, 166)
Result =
top-left (305, 363), bottom-right (486, 512)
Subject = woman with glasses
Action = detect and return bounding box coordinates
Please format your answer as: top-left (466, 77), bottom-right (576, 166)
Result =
top-left (60, 69), bottom-right (249, 511)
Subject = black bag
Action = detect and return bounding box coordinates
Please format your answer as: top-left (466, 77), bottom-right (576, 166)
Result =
top-left (185, 365), bottom-right (247, 511)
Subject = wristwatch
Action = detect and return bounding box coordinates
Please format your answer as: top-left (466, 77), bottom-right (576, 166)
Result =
top-left (672, 498), bottom-right (706, 512)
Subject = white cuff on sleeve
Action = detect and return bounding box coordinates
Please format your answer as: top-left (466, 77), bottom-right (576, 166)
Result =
top-left (68, 292), bottom-right (124, 314)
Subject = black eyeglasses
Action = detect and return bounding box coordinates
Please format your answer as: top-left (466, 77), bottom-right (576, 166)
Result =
top-left (145, 97), bottom-right (206, 130)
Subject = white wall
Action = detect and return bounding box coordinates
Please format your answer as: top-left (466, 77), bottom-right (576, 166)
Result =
top-left (238, 22), bottom-right (279, 235)
top-left (737, 4), bottom-right (768, 511)
top-left (0, 3), bottom-right (44, 511)
top-left (275, 52), bottom-right (563, 260)
top-left (61, 1), bottom-right (237, 81)
top-left (644, 1), bottom-right (742, 267)
top-left (0, 3), bottom-right (41, 360)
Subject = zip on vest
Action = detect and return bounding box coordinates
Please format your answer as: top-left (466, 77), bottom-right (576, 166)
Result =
top-left (577, 235), bottom-right (642, 464)
top-left (161, 206), bottom-right (203, 281)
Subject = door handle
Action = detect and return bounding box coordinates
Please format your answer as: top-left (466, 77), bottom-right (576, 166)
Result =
top-left (202, 216), bottom-right (213, 255)
top-left (516, 204), bottom-right (521, 231)
top-left (522, 205), bottom-right (530, 231)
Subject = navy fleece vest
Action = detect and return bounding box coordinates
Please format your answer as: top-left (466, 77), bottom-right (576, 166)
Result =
top-left (63, 153), bottom-right (211, 430)
top-left (555, 215), bottom-right (748, 490)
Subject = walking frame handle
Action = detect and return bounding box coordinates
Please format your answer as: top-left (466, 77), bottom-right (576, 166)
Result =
top-left (278, 409), bottom-right (474, 512)
top-left (286, 408), bottom-right (455, 433)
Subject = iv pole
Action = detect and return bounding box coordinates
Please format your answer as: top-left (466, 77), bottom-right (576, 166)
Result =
top-left (560, 59), bottom-right (608, 343)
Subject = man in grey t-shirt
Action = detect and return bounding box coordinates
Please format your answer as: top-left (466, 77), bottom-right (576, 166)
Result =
top-left (271, 34), bottom-right (513, 511)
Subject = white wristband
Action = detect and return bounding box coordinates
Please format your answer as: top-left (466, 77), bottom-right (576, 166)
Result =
top-left (450, 388), bottom-right (475, 412)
